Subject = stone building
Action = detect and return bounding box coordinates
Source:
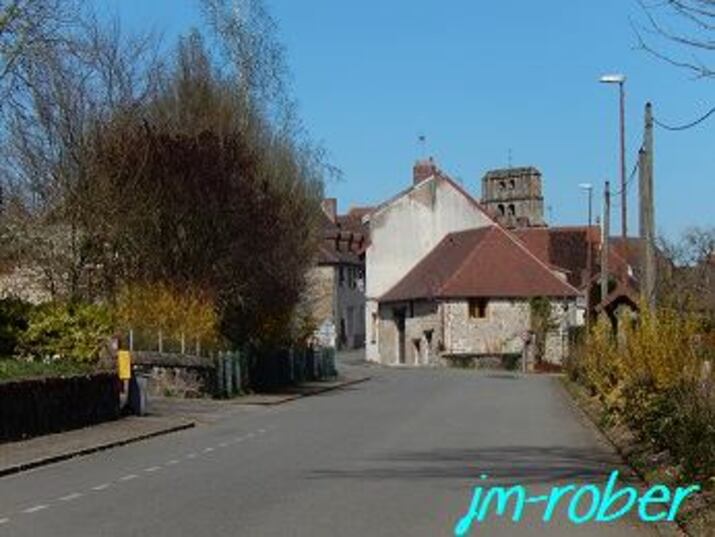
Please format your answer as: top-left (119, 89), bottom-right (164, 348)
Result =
top-left (481, 167), bottom-right (545, 228)
top-left (363, 158), bottom-right (494, 362)
top-left (305, 199), bottom-right (369, 349)
top-left (377, 226), bottom-right (579, 366)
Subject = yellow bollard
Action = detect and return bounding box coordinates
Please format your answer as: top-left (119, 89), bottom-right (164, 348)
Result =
top-left (117, 350), bottom-right (132, 381)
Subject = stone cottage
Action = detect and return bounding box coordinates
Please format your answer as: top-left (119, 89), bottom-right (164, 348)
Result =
top-left (363, 158), bottom-right (494, 362)
top-left (377, 225), bottom-right (580, 366)
top-left (305, 199), bottom-right (369, 349)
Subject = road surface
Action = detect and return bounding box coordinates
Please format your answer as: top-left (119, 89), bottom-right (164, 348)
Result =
top-left (0, 358), bottom-right (659, 536)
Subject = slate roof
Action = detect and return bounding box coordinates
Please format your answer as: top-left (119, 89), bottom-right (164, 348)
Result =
top-left (380, 226), bottom-right (579, 303)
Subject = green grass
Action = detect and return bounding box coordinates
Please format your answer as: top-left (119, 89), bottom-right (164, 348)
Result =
top-left (0, 359), bottom-right (95, 382)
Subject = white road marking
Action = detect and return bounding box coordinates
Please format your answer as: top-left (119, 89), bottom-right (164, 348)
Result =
top-left (166, 459), bottom-right (180, 466)
top-left (0, 518), bottom-right (9, 524)
top-left (186, 453), bottom-right (197, 459)
top-left (218, 442), bottom-right (228, 448)
top-left (92, 483), bottom-right (110, 491)
top-left (144, 466), bottom-right (161, 473)
top-left (258, 429), bottom-right (267, 434)
top-left (22, 505), bottom-right (49, 514)
top-left (119, 474), bottom-right (138, 482)
top-left (58, 492), bottom-right (83, 502)
top-left (203, 447), bottom-right (214, 453)
top-left (246, 433), bottom-right (255, 438)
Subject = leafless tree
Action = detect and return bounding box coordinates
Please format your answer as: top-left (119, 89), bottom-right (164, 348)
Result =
top-left (635, 0), bottom-right (715, 78)
top-left (0, 10), bottom-right (161, 301)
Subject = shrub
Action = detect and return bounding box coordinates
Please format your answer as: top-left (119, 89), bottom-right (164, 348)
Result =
top-left (115, 282), bottom-right (220, 351)
top-left (579, 304), bottom-right (715, 485)
top-left (20, 302), bottom-right (113, 363)
top-left (0, 298), bottom-right (33, 357)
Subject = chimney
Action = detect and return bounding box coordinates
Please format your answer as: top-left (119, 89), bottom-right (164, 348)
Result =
top-left (413, 157), bottom-right (438, 185)
top-left (321, 198), bottom-right (337, 222)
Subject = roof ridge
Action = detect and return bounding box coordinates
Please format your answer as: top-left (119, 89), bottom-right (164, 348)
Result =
top-left (496, 225), bottom-right (581, 295)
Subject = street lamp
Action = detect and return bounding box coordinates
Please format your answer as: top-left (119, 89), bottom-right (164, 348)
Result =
top-left (579, 183), bottom-right (593, 331)
top-left (599, 73), bottom-right (627, 247)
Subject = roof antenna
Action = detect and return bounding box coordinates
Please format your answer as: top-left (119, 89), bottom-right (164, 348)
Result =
top-left (508, 148), bottom-right (513, 168)
top-left (417, 134), bottom-right (427, 159)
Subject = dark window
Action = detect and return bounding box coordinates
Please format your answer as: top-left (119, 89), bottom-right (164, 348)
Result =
top-left (497, 204), bottom-right (505, 216)
top-left (468, 298), bottom-right (489, 319)
top-left (508, 204), bottom-right (516, 216)
top-left (339, 267), bottom-right (345, 286)
top-left (509, 179), bottom-right (515, 189)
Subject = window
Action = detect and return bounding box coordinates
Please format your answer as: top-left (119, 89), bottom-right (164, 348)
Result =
top-left (499, 180), bottom-right (506, 190)
top-left (497, 204), bottom-right (505, 216)
top-left (508, 204), bottom-right (516, 216)
top-left (468, 298), bottom-right (489, 319)
top-left (339, 267), bottom-right (345, 286)
top-left (509, 179), bottom-right (515, 190)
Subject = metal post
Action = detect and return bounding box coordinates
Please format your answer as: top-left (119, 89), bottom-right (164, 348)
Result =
top-left (619, 81), bottom-right (627, 247)
top-left (585, 187), bottom-right (593, 332)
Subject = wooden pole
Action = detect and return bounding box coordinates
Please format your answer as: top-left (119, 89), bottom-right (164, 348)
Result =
top-left (642, 102), bottom-right (657, 308)
top-left (602, 181), bottom-right (610, 304)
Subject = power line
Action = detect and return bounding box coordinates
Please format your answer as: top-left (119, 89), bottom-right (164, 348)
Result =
top-left (611, 148), bottom-right (642, 200)
top-left (654, 105), bottom-right (715, 131)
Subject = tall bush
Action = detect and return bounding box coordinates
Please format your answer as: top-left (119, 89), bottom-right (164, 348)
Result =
top-left (19, 302), bottom-right (112, 363)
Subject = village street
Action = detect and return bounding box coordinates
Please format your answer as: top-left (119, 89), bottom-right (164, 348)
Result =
top-left (0, 353), bottom-right (659, 536)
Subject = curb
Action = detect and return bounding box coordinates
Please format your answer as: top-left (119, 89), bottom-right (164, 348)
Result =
top-left (237, 376), bottom-right (371, 406)
top-left (0, 421), bottom-right (195, 479)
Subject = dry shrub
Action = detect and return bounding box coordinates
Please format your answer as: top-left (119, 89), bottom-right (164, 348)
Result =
top-left (116, 282), bottom-right (219, 348)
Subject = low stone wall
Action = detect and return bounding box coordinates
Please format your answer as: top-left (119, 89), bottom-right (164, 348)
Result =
top-left (0, 373), bottom-right (120, 443)
top-left (131, 351), bottom-right (216, 398)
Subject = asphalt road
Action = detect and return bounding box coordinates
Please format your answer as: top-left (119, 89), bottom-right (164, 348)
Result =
top-left (0, 358), bottom-right (660, 536)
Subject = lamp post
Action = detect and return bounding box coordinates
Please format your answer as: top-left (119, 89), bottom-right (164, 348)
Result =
top-left (599, 73), bottom-right (627, 250)
top-left (579, 183), bottom-right (594, 331)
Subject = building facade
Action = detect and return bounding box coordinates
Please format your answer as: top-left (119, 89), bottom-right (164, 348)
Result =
top-left (305, 200), bottom-right (368, 349)
top-left (363, 159), bottom-right (494, 362)
top-left (376, 226), bottom-right (580, 367)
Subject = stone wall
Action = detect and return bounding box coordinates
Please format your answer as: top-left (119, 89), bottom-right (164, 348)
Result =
top-left (378, 301), bottom-right (441, 366)
top-left (443, 299), bottom-right (529, 356)
top-left (304, 265), bottom-right (336, 347)
top-left (376, 297), bottom-right (577, 367)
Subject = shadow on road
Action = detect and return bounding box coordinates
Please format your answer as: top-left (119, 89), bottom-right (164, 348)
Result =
top-left (308, 445), bottom-right (627, 485)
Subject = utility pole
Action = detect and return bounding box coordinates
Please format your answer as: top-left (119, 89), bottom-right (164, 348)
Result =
top-left (602, 181), bottom-right (610, 303)
top-left (580, 183), bottom-right (594, 332)
top-left (640, 102), bottom-right (656, 308)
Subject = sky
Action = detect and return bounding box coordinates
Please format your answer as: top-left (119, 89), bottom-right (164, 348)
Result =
top-left (100, 0), bottom-right (714, 239)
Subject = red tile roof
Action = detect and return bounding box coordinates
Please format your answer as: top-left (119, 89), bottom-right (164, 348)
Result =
top-left (381, 226), bottom-right (579, 302)
top-left (317, 205), bottom-right (367, 266)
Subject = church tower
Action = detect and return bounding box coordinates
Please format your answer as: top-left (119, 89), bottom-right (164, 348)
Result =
top-left (481, 167), bottom-right (545, 228)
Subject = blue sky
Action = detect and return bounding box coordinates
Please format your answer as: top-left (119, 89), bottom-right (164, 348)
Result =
top-left (102, 0), bottom-right (713, 239)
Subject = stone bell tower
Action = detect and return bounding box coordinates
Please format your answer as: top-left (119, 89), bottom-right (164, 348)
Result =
top-left (481, 167), bottom-right (545, 228)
